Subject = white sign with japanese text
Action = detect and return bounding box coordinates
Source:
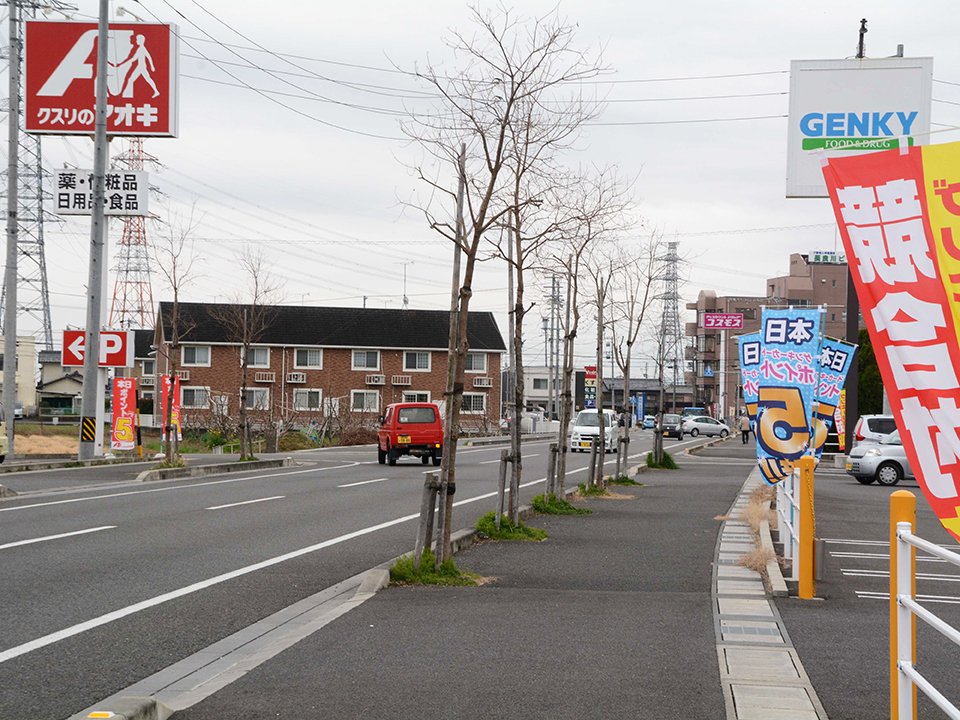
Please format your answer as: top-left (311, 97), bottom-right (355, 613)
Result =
top-left (53, 169), bottom-right (148, 216)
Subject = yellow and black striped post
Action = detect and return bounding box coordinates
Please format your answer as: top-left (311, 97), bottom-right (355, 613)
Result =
top-left (80, 416), bottom-right (97, 444)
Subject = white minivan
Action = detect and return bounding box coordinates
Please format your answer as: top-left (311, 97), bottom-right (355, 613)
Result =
top-left (569, 408), bottom-right (617, 453)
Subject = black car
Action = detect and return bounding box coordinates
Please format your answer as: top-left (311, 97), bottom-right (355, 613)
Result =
top-left (659, 413), bottom-right (683, 439)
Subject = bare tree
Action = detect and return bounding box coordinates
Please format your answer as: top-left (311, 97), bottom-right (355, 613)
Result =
top-left (610, 230), bottom-right (664, 476)
top-left (541, 167), bottom-right (631, 495)
top-left (210, 249), bottom-right (280, 461)
top-left (402, 6), bottom-right (603, 562)
top-left (153, 208), bottom-right (201, 467)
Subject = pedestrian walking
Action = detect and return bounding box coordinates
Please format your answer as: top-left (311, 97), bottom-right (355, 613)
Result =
top-left (738, 413), bottom-right (751, 444)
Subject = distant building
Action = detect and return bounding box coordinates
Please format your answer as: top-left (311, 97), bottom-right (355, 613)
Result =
top-left (0, 335), bottom-right (38, 416)
top-left (686, 252), bottom-right (855, 419)
top-left (37, 348), bottom-right (82, 418)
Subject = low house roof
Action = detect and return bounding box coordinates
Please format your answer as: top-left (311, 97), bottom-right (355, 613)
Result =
top-left (134, 329), bottom-right (154, 358)
top-left (157, 302), bottom-right (507, 352)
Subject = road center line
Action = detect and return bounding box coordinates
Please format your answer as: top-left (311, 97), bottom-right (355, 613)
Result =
top-left (206, 496), bottom-right (285, 511)
top-left (0, 462), bottom-right (362, 514)
top-left (337, 478), bottom-right (387, 488)
top-left (0, 525), bottom-right (116, 551)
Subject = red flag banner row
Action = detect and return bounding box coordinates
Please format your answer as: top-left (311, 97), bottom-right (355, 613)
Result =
top-left (822, 141), bottom-right (960, 542)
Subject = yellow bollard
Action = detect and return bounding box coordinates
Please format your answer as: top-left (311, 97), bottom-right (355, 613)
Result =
top-left (797, 455), bottom-right (816, 599)
top-left (889, 490), bottom-right (916, 720)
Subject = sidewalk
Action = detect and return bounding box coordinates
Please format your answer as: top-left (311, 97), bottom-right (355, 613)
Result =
top-left (115, 454), bottom-right (813, 719)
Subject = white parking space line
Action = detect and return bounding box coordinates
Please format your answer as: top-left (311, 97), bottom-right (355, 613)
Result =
top-left (337, 478), bottom-right (387, 488)
top-left (479, 453), bottom-right (540, 465)
top-left (831, 551), bottom-right (948, 563)
top-left (825, 537), bottom-right (959, 549)
top-left (0, 525), bottom-right (115, 551)
top-left (205, 496), bottom-right (285, 511)
top-left (842, 568), bottom-right (960, 582)
top-left (856, 591), bottom-right (960, 605)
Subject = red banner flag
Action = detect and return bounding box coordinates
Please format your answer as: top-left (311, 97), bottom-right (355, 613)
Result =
top-left (823, 143), bottom-right (960, 542)
top-left (110, 377), bottom-right (137, 451)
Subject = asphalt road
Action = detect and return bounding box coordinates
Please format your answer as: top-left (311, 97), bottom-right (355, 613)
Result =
top-left (0, 431), bottom-right (710, 720)
top-left (776, 468), bottom-right (960, 719)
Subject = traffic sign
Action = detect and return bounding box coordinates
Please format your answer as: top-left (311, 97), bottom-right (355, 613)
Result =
top-left (62, 329), bottom-right (134, 367)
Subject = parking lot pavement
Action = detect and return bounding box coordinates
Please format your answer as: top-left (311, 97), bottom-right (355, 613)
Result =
top-left (776, 472), bottom-right (960, 719)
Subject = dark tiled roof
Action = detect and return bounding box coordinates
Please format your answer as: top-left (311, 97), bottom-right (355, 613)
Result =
top-left (134, 329), bottom-right (154, 358)
top-left (157, 302), bottom-right (506, 351)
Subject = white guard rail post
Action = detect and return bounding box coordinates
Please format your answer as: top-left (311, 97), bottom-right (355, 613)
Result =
top-left (890, 490), bottom-right (960, 720)
top-left (776, 468), bottom-right (800, 582)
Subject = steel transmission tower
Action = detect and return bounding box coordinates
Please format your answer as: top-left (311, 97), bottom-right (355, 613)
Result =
top-left (657, 240), bottom-right (684, 412)
top-left (108, 137), bottom-right (155, 329)
top-left (0, 0), bottom-right (72, 350)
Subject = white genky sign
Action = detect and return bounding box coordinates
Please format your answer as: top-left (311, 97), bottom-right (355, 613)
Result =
top-left (786, 57), bottom-right (932, 198)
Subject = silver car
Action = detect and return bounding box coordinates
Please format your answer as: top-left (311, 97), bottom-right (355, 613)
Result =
top-left (681, 415), bottom-right (730, 438)
top-left (846, 429), bottom-right (912, 486)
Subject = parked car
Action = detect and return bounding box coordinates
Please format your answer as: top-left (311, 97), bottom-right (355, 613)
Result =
top-left (852, 414), bottom-right (897, 446)
top-left (846, 429), bottom-right (912, 486)
top-left (569, 408), bottom-right (617, 453)
top-left (682, 415), bottom-right (730, 438)
top-left (642, 415), bottom-right (655, 429)
top-left (13, 402), bottom-right (23, 419)
top-left (377, 402), bottom-right (443, 466)
top-left (659, 413), bottom-right (683, 440)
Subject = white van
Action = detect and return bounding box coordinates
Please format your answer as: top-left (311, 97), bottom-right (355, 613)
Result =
top-left (569, 408), bottom-right (617, 453)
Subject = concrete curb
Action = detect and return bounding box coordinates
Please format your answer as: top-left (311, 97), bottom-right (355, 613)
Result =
top-left (685, 436), bottom-right (732, 455)
top-left (71, 695), bottom-right (172, 720)
top-left (0, 455), bottom-right (150, 474)
top-left (135, 457), bottom-right (294, 483)
top-left (0, 484), bottom-right (16, 497)
top-left (759, 512), bottom-right (789, 597)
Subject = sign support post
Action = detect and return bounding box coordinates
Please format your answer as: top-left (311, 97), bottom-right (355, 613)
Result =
top-left (78, 0), bottom-right (110, 460)
top-left (3, 0), bottom-right (19, 464)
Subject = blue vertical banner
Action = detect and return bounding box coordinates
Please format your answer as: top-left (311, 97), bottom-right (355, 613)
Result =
top-left (737, 332), bottom-right (762, 420)
top-left (812, 337), bottom-right (857, 459)
top-left (754, 308), bottom-right (822, 485)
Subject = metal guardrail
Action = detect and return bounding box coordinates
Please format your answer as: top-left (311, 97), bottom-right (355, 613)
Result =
top-left (776, 469), bottom-right (801, 582)
top-left (217, 439), bottom-right (265, 455)
top-left (891, 490), bottom-right (960, 720)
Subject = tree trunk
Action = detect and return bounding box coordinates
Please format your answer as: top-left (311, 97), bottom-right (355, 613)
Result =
top-left (593, 300), bottom-right (605, 489)
top-left (555, 264), bottom-right (576, 497)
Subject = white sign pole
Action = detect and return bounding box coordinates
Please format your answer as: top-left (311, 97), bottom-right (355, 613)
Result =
top-left (719, 328), bottom-right (727, 422)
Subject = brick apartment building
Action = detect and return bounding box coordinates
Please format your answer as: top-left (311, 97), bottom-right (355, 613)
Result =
top-left (153, 302), bottom-right (506, 431)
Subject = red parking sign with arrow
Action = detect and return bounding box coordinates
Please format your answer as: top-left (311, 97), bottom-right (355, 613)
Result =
top-left (61, 329), bottom-right (134, 368)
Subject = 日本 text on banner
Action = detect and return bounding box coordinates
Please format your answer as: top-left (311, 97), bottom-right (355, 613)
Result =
top-left (110, 377), bottom-right (137, 451)
top-left (813, 337), bottom-right (856, 459)
top-left (738, 332), bottom-right (762, 421)
top-left (754, 307), bottom-right (821, 484)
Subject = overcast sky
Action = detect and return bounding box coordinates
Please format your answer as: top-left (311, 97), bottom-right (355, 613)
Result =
top-left (8, 0), bottom-right (960, 369)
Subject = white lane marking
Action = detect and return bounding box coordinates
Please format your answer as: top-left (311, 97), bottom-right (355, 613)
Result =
top-left (0, 462), bottom-right (362, 514)
top-left (856, 591), bottom-right (960, 605)
top-left (205, 496), bottom-right (285, 511)
top-left (337, 478), bottom-right (387, 488)
top-left (478, 453), bottom-right (540, 465)
top-left (0, 525), bottom-right (115, 551)
top-left (0, 451), bottom-right (640, 664)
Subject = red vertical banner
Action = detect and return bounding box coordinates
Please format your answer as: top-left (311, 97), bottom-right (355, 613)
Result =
top-left (110, 377), bottom-right (137, 451)
top-left (160, 374), bottom-right (182, 441)
top-left (823, 145), bottom-right (960, 541)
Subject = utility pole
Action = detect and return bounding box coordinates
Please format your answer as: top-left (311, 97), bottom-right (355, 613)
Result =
top-left (3, 0), bottom-right (20, 463)
top-left (399, 260), bottom-right (414, 309)
top-left (844, 18), bottom-right (868, 451)
top-left (78, 0), bottom-right (110, 460)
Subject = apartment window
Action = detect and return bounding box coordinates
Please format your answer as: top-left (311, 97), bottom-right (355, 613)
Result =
top-left (242, 387), bottom-right (270, 410)
top-left (464, 352), bottom-right (486, 373)
top-left (351, 389), bottom-right (379, 412)
top-left (735, 307), bottom-right (757, 320)
top-left (142, 359), bottom-right (155, 376)
top-left (532, 378), bottom-right (548, 390)
top-left (243, 346), bottom-right (270, 368)
top-left (832, 279), bottom-right (837, 287)
top-left (294, 347), bottom-right (323, 369)
top-left (293, 388), bottom-right (323, 411)
top-left (462, 392), bottom-right (486, 414)
top-left (181, 386), bottom-right (210, 409)
top-left (404, 351), bottom-right (431, 372)
top-left (181, 345), bottom-right (210, 367)
top-left (323, 397), bottom-right (341, 415)
top-left (352, 350), bottom-right (380, 371)
top-left (403, 391), bottom-right (430, 403)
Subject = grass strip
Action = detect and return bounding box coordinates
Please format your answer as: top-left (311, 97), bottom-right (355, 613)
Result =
top-left (476, 511), bottom-right (548, 541)
top-left (608, 475), bottom-right (643, 486)
top-left (646, 450), bottom-right (677, 469)
top-left (390, 548), bottom-right (480, 586)
top-left (532, 493), bottom-right (592, 515)
top-left (577, 482), bottom-right (608, 497)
